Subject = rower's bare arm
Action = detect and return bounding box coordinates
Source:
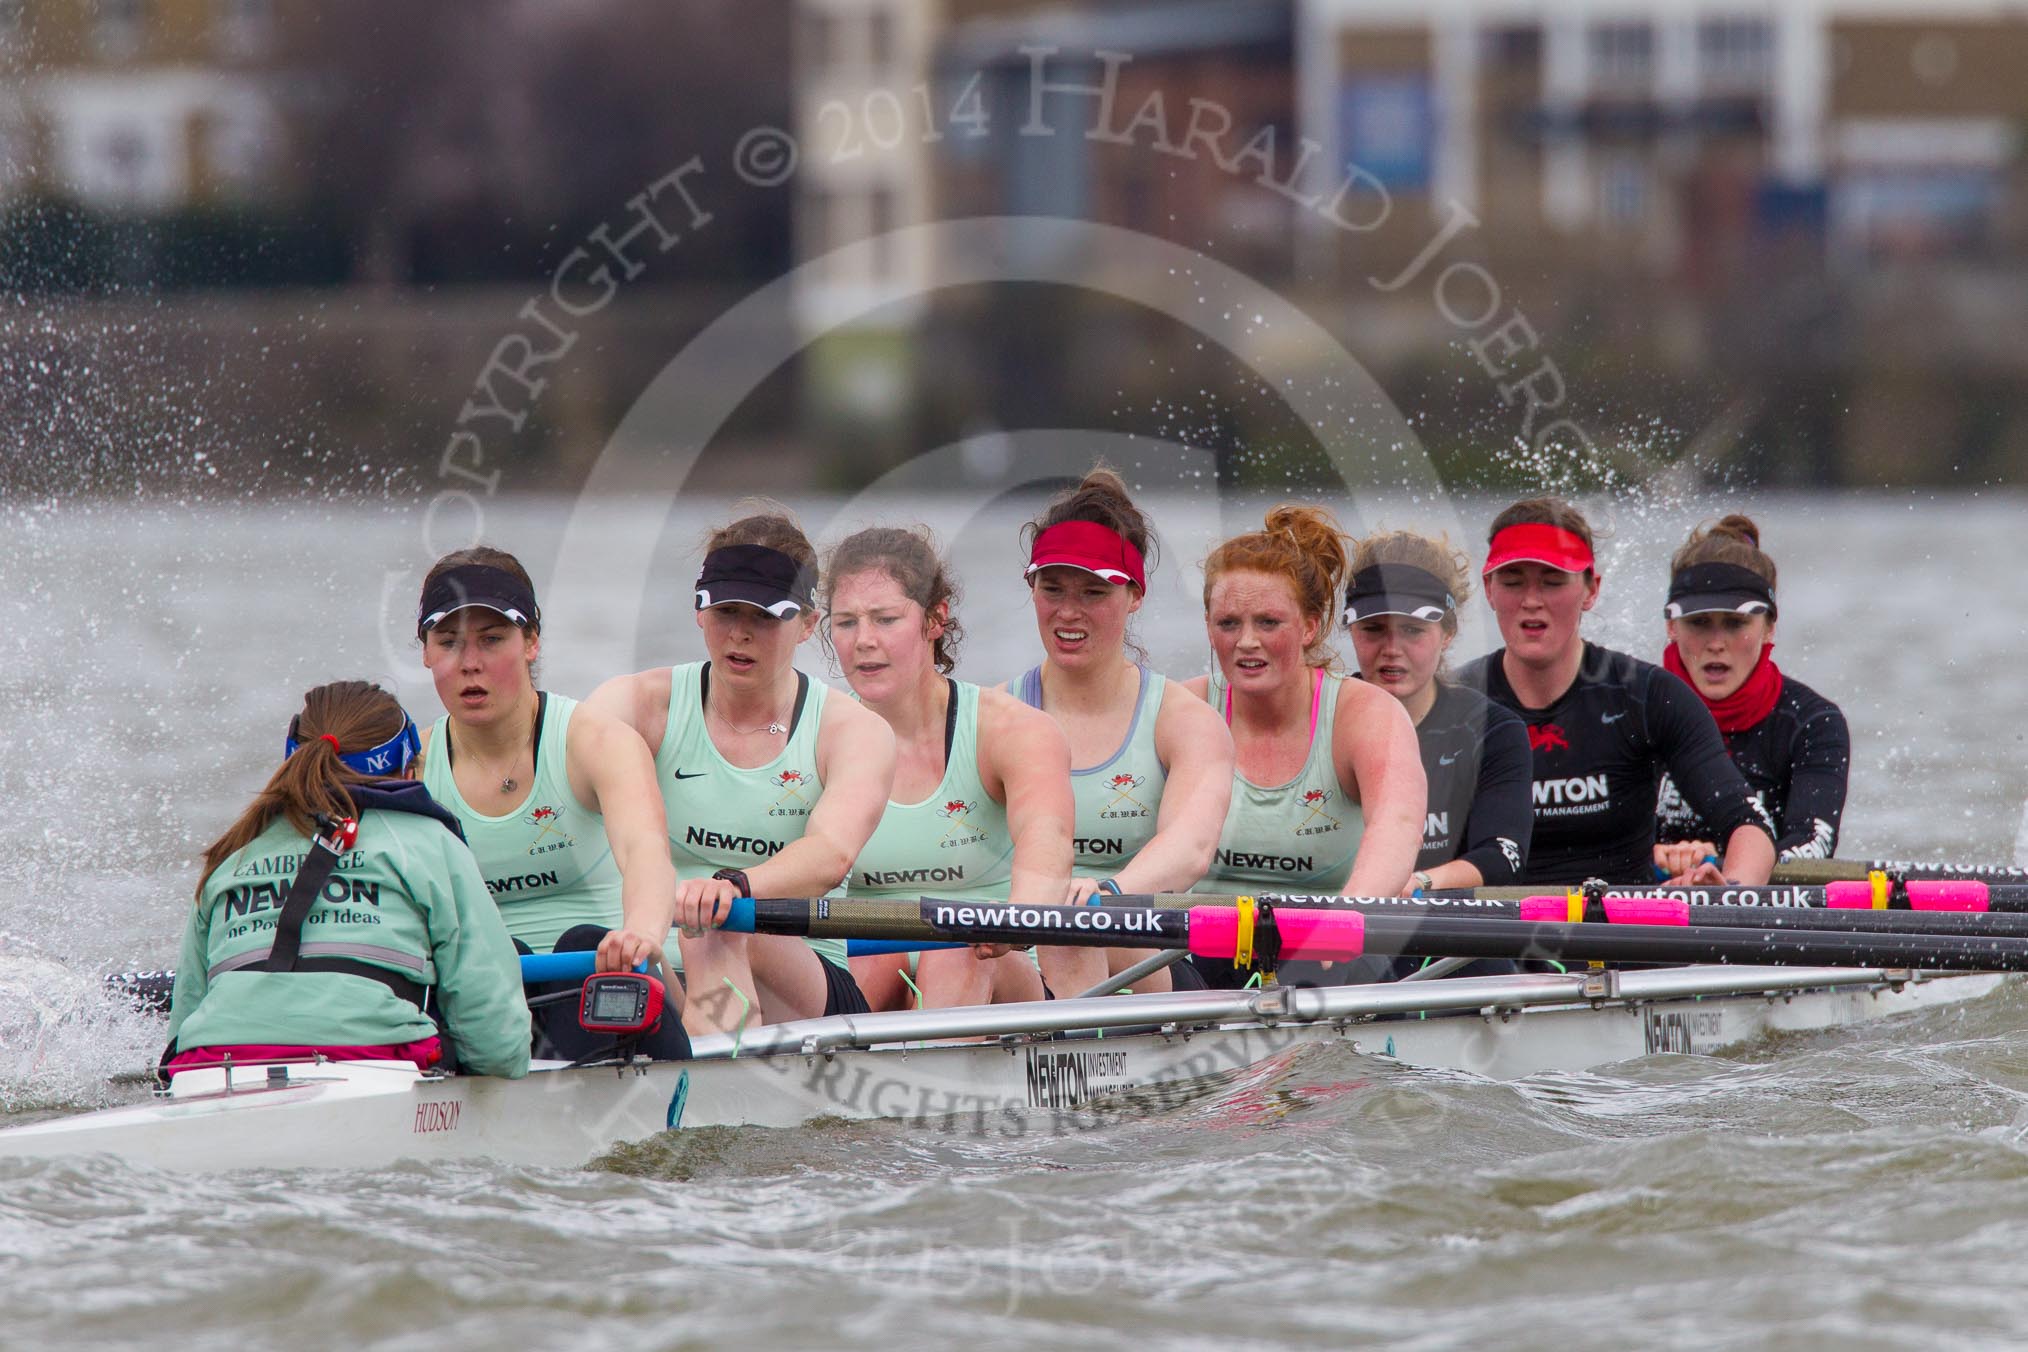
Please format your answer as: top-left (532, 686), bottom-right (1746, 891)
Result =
top-left (566, 708), bottom-right (678, 970)
top-left (748, 696), bottom-right (897, 897)
top-left (979, 690), bottom-right (1075, 905)
top-left (1719, 824), bottom-right (1775, 886)
top-left (1336, 680), bottom-right (1427, 897)
top-left (582, 668), bottom-right (671, 751)
top-left (984, 692), bottom-right (1094, 986)
top-left (1110, 683), bottom-right (1233, 894)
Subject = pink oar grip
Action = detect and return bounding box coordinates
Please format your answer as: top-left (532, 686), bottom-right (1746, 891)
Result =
top-left (1823, 880), bottom-right (1992, 911)
top-left (1276, 907), bottom-right (1366, 961)
top-left (1188, 907), bottom-right (1240, 957)
top-left (1906, 881), bottom-right (1990, 911)
top-left (1186, 907), bottom-right (1366, 962)
top-left (1517, 896), bottom-right (1689, 925)
top-left (1602, 897), bottom-right (1690, 926)
top-left (1518, 896), bottom-right (1570, 922)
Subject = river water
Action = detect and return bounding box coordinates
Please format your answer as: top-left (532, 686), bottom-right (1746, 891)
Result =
top-left (3, 488), bottom-right (2027, 1348)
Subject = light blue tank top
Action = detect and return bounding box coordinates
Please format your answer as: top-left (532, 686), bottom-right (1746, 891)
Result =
top-left (1015, 664), bottom-right (1168, 878)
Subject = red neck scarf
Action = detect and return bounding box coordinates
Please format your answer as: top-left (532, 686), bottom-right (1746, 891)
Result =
top-left (1664, 641), bottom-right (1782, 733)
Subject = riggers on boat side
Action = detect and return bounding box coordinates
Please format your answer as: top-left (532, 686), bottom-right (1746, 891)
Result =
top-left (0, 966), bottom-right (2002, 1173)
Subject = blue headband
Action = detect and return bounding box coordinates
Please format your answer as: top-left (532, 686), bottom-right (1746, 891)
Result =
top-left (285, 713), bottom-right (421, 777)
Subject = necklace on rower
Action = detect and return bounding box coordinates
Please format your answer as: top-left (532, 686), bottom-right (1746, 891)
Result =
top-left (457, 722), bottom-right (533, 795)
top-left (708, 693), bottom-right (787, 737)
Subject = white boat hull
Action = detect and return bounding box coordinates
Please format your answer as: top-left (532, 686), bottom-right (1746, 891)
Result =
top-left (0, 967), bottom-right (2001, 1173)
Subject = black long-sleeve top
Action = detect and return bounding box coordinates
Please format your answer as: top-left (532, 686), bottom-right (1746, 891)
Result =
top-left (1656, 675), bottom-right (1849, 862)
top-left (1412, 679), bottom-right (1533, 885)
top-left (1457, 643), bottom-right (1775, 885)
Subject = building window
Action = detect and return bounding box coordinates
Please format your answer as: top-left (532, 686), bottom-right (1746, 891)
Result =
top-left (217, 0), bottom-right (276, 59)
top-left (1483, 24), bottom-right (1542, 70)
top-left (94, 0), bottom-right (146, 59)
top-left (1698, 17), bottom-right (1770, 87)
top-left (1598, 155), bottom-right (1653, 226)
top-left (206, 106), bottom-right (277, 189)
top-left (1339, 78), bottom-right (1435, 191)
top-left (1590, 21), bottom-right (1654, 90)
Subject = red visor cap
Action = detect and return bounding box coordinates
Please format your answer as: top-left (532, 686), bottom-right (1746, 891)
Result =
top-left (1482, 523), bottom-right (1594, 576)
top-left (1024, 520), bottom-right (1147, 589)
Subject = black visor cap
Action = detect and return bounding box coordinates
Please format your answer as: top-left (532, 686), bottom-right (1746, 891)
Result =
top-left (1343, 563), bottom-right (1457, 625)
top-left (417, 564), bottom-right (538, 637)
top-left (695, 544), bottom-right (813, 618)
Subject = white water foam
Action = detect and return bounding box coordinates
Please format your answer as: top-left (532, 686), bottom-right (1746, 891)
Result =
top-left (0, 934), bottom-right (162, 1113)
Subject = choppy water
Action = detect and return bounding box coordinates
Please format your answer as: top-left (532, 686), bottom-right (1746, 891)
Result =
top-left (5, 489), bottom-right (2028, 1349)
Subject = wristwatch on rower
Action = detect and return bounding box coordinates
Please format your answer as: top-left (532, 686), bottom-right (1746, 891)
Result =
top-left (711, 867), bottom-right (752, 898)
top-left (1411, 870), bottom-right (1434, 895)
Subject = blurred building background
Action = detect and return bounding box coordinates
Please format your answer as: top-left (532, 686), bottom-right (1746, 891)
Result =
top-left (2, 0), bottom-right (2024, 495)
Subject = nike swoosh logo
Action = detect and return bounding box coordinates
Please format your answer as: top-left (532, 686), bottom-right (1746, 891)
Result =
top-left (1438, 753), bottom-right (1459, 766)
top-left (673, 770), bottom-right (707, 780)
top-left (1602, 712), bottom-right (1627, 724)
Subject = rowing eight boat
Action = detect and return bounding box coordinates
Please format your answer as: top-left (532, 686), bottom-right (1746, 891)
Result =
top-left (0, 964), bottom-right (2001, 1173)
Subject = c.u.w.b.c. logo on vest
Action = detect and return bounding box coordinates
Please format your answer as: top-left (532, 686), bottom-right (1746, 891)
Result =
top-left (1296, 788), bottom-right (1341, 836)
top-left (937, 798), bottom-right (988, 849)
top-left (1100, 772), bottom-right (1151, 820)
top-left (527, 804), bottom-right (577, 855)
top-left (769, 768), bottom-right (815, 818)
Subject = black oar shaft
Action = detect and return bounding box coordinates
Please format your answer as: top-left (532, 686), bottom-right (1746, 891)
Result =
top-left (1439, 883), bottom-right (2028, 911)
top-left (1775, 859), bottom-right (2028, 886)
top-left (1326, 897), bottom-right (2028, 939)
top-left (755, 897), bottom-right (1193, 951)
top-left (1352, 915), bottom-right (2028, 972)
top-left (753, 897), bottom-right (2028, 972)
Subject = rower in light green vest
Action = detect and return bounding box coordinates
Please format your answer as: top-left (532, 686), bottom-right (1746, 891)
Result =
top-left (1015, 664), bottom-right (1168, 878)
top-left (850, 678), bottom-right (1016, 902)
top-left (825, 522), bottom-right (1080, 1011)
top-left (1182, 504), bottom-right (1426, 911)
top-left (1197, 668), bottom-right (1366, 893)
top-left (422, 692), bottom-right (622, 952)
top-left (584, 510), bottom-right (897, 1038)
top-left (655, 660), bottom-right (845, 968)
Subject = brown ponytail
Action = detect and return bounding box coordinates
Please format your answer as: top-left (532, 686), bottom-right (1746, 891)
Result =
top-left (705, 500), bottom-right (820, 584)
top-left (1671, 514), bottom-right (1776, 589)
top-left (1021, 464), bottom-right (1159, 579)
top-left (196, 681), bottom-right (410, 902)
top-left (1203, 503), bottom-right (1351, 668)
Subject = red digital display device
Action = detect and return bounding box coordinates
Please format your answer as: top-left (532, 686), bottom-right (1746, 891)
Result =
top-left (576, 973), bottom-right (665, 1036)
